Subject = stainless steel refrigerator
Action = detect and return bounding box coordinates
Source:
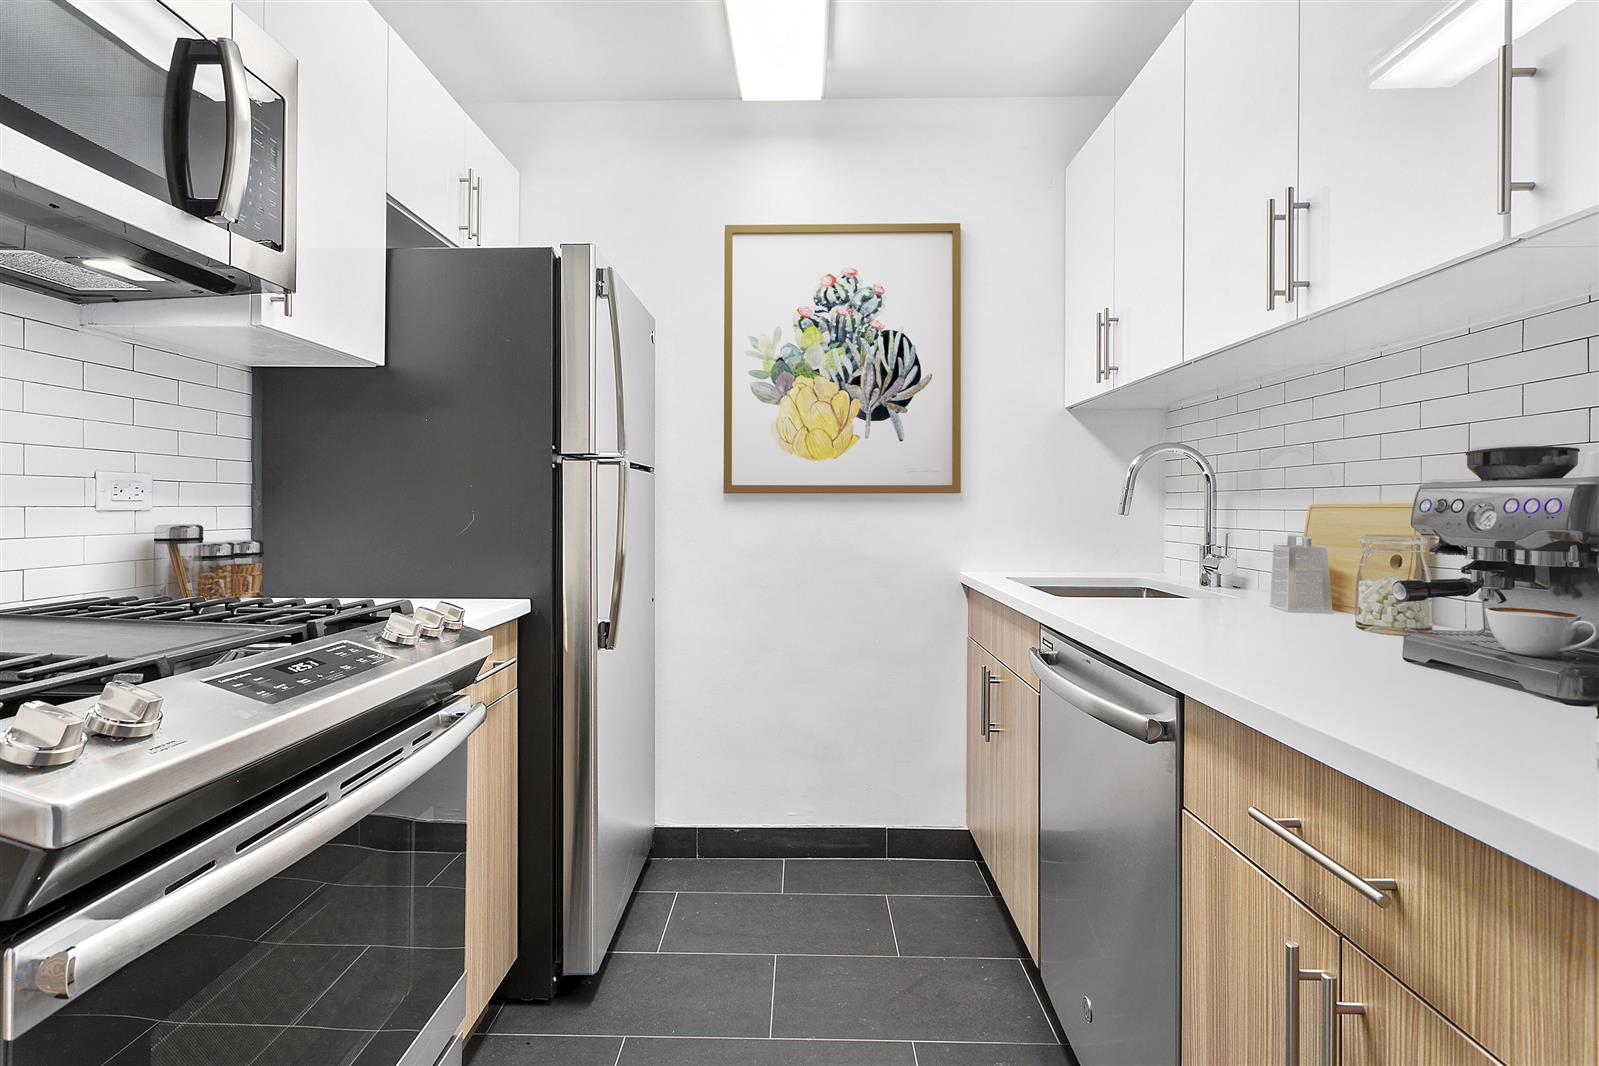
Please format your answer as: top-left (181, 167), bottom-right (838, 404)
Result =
top-left (256, 243), bottom-right (656, 999)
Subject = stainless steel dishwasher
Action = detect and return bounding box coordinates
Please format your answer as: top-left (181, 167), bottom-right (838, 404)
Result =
top-left (1029, 626), bottom-right (1181, 1066)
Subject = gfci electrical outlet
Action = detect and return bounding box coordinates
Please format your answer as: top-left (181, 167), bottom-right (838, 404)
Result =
top-left (95, 471), bottom-right (154, 511)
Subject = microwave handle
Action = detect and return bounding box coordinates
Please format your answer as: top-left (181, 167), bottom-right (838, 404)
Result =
top-left (4, 700), bottom-right (485, 1038)
top-left (162, 37), bottom-right (253, 223)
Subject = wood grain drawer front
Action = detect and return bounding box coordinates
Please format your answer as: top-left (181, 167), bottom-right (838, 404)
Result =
top-left (469, 658), bottom-right (517, 707)
top-left (966, 590), bottom-right (1041, 692)
top-left (1182, 813), bottom-right (1340, 1066)
top-left (1184, 699), bottom-right (1599, 1066)
top-left (462, 689), bottom-right (518, 1036)
top-left (1340, 944), bottom-right (1502, 1066)
top-left (486, 619), bottom-right (518, 661)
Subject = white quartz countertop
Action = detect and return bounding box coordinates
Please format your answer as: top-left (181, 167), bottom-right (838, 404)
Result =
top-left (961, 572), bottom-right (1599, 898)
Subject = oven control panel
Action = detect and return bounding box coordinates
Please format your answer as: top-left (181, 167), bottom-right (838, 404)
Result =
top-left (204, 641), bottom-right (394, 704)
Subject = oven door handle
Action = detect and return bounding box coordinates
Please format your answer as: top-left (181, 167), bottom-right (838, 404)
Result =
top-left (2, 699), bottom-right (484, 1040)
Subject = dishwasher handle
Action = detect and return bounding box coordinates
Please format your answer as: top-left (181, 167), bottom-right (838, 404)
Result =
top-left (1028, 647), bottom-right (1173, 744)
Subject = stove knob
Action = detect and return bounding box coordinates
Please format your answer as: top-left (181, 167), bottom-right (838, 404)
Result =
top-left (86, 680), bottom-right (165, 740)
top-left (0, 702), bottom-right (88, 769)
top-left (380, 613), bottom-right (422, 646)
top-left (435, 602), bottom-right (466, 631)
top-left (413, 606), bottom-right (445, 639)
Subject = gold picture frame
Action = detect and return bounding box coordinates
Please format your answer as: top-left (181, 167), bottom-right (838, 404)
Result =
top-left (724, 223), bottom-right (961, 494)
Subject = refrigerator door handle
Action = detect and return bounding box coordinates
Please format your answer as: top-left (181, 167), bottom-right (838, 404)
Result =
top-left (597, 457), bottom-right (628, 650)
top-left (599, 266), bottom-right (628, 457)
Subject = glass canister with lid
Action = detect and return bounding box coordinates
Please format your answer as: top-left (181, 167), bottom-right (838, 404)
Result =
top-left (1355, 534), bottom-right (1433, 633)
top-left (230, 540), bottom-right (263, 596)
top-left (154, 524), bottom-right (204, 599)
top-left (196, 542), bottom-right (236, 600)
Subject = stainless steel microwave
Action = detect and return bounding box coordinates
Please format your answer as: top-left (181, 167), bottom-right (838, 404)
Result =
top-left (0, 0), bottom-right (296, 301)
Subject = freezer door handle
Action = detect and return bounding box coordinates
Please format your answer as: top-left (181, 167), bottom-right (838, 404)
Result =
top-left (1029, 648), bottom-right (1172, 744)
top-left (598, 267), bottom-right (628, 457)
top-left (597, 458), bottom-right (628, 650)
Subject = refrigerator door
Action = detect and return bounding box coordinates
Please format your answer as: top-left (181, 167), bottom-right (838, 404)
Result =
top-left (560, 459), bottom-right (655, 975)
top-left (558, 244), bottom-right (656, 468)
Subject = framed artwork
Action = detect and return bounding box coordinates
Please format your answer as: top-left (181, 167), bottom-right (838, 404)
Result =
top-left (723, 223), bottom-right (961, 493)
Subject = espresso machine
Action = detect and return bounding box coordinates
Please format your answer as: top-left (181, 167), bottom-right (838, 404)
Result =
top-left (1394, 447), bottom-right (1599, 705)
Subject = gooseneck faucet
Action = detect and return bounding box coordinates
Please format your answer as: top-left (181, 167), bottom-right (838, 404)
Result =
top-left (1119, 442), bottom-right (1235, 587)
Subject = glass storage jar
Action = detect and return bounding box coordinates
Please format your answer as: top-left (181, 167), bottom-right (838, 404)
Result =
top-left (1355, 535), bottom-right (1432, 633)
top-left (154, 524), bottom-right (203, 599)
top-left (196, 542), bottom-right (236, 601)
top-left (230, 540), bottom-right (263, 596)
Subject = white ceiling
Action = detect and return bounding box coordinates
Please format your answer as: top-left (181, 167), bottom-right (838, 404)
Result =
top-left (371, 0), bottom-right (1191, 104)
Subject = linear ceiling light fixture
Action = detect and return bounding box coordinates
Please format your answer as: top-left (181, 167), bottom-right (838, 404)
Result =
top-left (724, 0), bottom-right (828, 101)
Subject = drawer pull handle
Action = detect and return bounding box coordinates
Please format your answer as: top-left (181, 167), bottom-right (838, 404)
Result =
top-left (1249, 807), bottom-right (1398, 907)
top-left (1282, 941), bottom-right (1328, 1066)
top-left (474, 659), bottom-right (515, 684)
top-left (1319, 972), bottom-right (1366, 1066)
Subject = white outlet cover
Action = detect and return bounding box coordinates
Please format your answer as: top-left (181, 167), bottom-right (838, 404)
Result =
top-left (95, 471), bottom-right (154, 511)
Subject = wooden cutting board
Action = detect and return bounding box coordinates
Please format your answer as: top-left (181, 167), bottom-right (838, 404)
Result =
top-left (1303, 503), bottom-right (1417, 613)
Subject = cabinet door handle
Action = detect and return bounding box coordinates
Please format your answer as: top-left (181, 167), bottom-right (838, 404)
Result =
top-left (979, 665), bottom-right (1003, 741)
top-left (1267, 196), bottom-right (1288, 310)
top-left (1249, 807), bottom-right (1399, 906)
top-left (1284, 186), bottom-right (1310, 303)
top-left (472, 175), bottom-right (484, 245)
top-left (1283, 941), bottom-right (1329, 1066)
top-left (459, 168), bottom-right (476, 241)
top-left (1094, 311), bottom-right (1105, 383)
top-left (1496, 41), bottom-right (1538, 215)
top-left (1319, 972), bottom-right (1366, 1066)
top-left (1102, 306), bottom-right (1119, 378)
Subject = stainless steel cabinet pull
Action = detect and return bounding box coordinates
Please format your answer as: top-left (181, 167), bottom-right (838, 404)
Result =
top-left (269, 291), bottom-right (294, 318)
top-left (1101, 307), bottom-right (1120, 378)
top-left (980, 665), bottom-right (1003, 740)
top-left (458, 168), bottom-right (477, 242)
top-left (1319, 971), bottom-right (1366, 1066)
top-left (1267, 196), bottom-right (1285, 310)
top-left (1283, 187), bottom-right (1310, 303)
top-left (472, 175), bottom-right (484, 245)
top-left (1249, 807), bottom-right (1399, 906)
top-left (1496, 41), bottom-right (1538, 215)
top-left (1094, 312), bottom-right (1105, 383)
top-left (1283, 941), bottom-right (1329, 1066)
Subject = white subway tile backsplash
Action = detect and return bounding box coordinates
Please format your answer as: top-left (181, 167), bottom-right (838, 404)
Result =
top-left (1164, 299), bottom-right (1599, 602)
top-left (1468, 339), bottom-right (1588, 391)
top-left (1418, 321), bottom-right (1522, 371)
top-left (1, 286), bottom-right (252, 603)
top-left (1420, 386), bottom-right (1521, 428)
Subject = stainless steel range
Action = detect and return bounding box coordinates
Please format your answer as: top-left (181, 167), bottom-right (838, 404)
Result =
top-left (1394, 446), bottom-right (1599, 704)
top-left (0, 596), bottom-right (489, 1066)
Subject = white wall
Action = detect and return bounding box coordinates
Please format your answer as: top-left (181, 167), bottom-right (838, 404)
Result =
top-left (0, 285), bottom-right (253, 603)
top-left (476, 97), bottom-right (1167, 828)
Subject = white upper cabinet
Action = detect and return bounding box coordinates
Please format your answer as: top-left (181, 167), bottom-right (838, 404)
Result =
top-left (1510, 0), bottom-right (1599, 236)
top-left (1111, 16), bottom-right (1185, 385)
top-left (463, 119), bottom-right (521, 247)
top-left (1063, 113), bottom-right (1116, 406)
top-left (387, 30), bottom-right (468, 244)
top-left (1183, 0), bottom-right (1300, 359)
top-left (1299, 1), bottom-right (1506, 311)
top-left (84, 0), bottom-right (388, 366)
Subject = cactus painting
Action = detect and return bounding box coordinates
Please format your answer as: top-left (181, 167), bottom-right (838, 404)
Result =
top-left (726, 224), bottom-right (960, 493)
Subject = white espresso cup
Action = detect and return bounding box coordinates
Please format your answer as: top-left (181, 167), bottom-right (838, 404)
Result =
top-left (1486, 607), bottom-right (1599, 658)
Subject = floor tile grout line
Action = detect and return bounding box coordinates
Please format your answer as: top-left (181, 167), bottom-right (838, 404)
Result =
top-left (911, 1040), bottom-right (922, 1066)
top-left (655, 892), bottom-right (679, 953)
top-left (637, 890), bottom-right (992, 897)
top-left (781, 858), bottom-right (785, 893)
top-left (608, 950), bottom-right (1026, 961)
top-left (768, 954), bottom-right (778, 1038)
top-left (885, 895), bottom-right (901, 957)
top-left (612, 1036), bottom-right (626, 1066)
top-left (482, 1032), bottom-right (1060, 1046)
top-left (1018, 958), bottom-right (1063, 1046)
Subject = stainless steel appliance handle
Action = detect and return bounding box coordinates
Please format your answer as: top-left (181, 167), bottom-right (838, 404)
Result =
top-left (1320, 971), bottom-right (1366, 1066)
top-left (1283, 941), bottom-right (1330, 1066)
top-left (600, 267), bottom-right (627, 456)
top-left (597, 458), bottom-right (628, 650)
top-left (1249, 807), bottom-right (1399, 906)
top-left (1496, 42), bottom-right (1538, 215)
top-left (1028, 648), bottom-right (1171, 743)
top-left (162, 37), bottom-right (253, 224)
top-left (6, 700), bottom-right (484, 1029)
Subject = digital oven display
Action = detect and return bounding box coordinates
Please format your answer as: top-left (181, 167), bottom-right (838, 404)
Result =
top-left (204, 642), bottom-right (394, 704)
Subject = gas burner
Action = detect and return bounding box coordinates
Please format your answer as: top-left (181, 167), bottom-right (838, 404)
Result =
top-left (0, 597), bottom-right (414, 710)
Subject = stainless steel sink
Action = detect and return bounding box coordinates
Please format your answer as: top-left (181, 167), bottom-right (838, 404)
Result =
top-left (1028, 585), bottom-right (1186, 599)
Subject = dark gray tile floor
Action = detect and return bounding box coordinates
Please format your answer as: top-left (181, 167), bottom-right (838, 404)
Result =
top-left (470, 858), bottom-right (1073, 1066)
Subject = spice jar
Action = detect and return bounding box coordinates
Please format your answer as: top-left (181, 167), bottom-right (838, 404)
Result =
top-left (154, 524), bottom-right (204, 599)
top-left (1355, 535), bottom-right (1432, 633)
top-left (230, 540), bottom-right (263, 597)
top-left (196, 542), bottom-right (236, 601)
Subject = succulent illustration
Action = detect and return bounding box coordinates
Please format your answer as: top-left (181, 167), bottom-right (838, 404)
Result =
top-left (773, 377), bottom-right (860, 460)
top-left (834, 329), bottom-right (930, 441)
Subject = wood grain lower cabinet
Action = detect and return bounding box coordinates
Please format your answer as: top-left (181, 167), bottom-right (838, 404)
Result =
top-left (1339, 943), bottom-right (1501, 1066)
top-left (1183, 812), bottom-right (1341, 1066)
top-left (965, 635), bottom-right (1040, 961)
top-left (461, 621), bottom-right (519, 1037)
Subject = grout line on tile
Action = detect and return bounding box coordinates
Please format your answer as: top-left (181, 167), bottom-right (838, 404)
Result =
top-left (768, 955), bottom-right (778, 1038)
top-left (655, 892), bottom-right (678, 953)
top-left (911, 1040), bottom-right (921, 1066)
top-left (612, 1036), bottom-right (626, 1066)
top-left (780, 858), bottom-right (785, 893)
top-left (885, 895), bottom-right (901, 957)
top-left (1018, 958), bottom-right (1062, 1046)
